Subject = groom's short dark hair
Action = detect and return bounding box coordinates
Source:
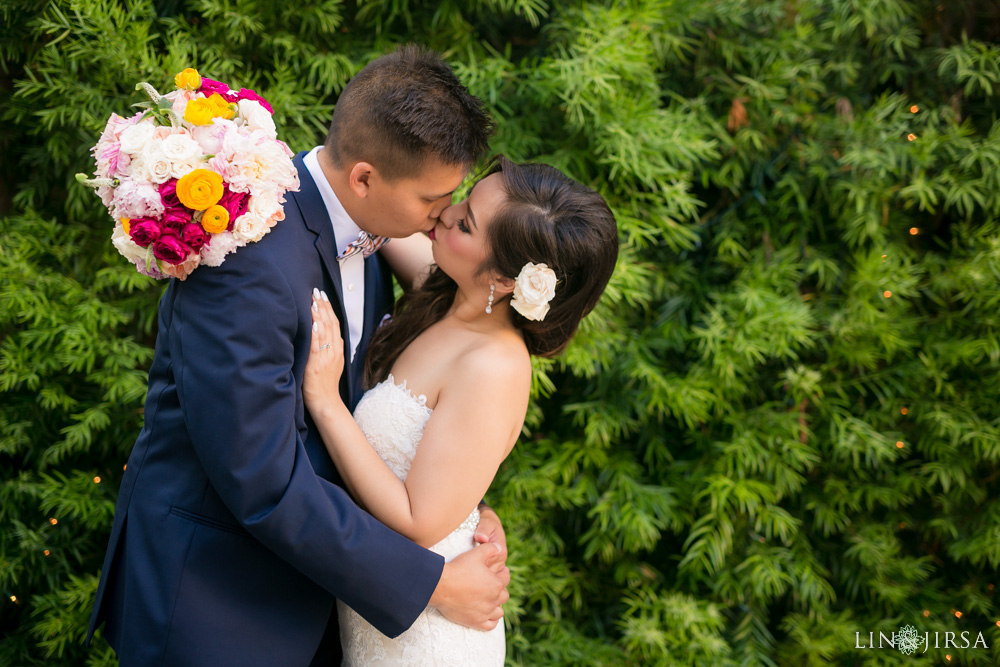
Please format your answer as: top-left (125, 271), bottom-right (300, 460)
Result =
top-left (324, 45), bottom-right (493, 181)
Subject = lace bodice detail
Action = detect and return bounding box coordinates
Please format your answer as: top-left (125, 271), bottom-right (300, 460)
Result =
top-left (338, 376), bottom-right (504, 666)
top-left (352, 376), bottom-right (430, 482)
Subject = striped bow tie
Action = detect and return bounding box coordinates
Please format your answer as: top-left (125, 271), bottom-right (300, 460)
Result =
top-left (337, 230), bottom-right (389, 261)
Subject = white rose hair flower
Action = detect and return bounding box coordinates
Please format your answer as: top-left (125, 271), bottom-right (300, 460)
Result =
top-left (511, 262), bottom-right (558, 321)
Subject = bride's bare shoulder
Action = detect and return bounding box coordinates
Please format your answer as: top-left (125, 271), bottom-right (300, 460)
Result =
top-left (447, 332), bottom-right (531, 397)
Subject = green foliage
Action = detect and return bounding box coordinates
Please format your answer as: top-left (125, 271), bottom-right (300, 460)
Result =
top-left (3, 0), bottom-right (1000, 665)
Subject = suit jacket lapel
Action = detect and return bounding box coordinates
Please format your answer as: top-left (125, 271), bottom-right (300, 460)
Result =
top-left (289, 152), bottom-right (355, 399)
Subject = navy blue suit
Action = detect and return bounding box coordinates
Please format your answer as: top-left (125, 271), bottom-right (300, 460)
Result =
top-left (87, 152), bottom-right (443, 665)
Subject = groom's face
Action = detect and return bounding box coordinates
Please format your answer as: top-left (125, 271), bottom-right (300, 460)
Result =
top-left (363, 158), bottom-right (467, 238)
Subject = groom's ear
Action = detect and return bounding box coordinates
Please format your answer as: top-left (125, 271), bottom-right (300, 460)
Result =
top-left (348, 162), bottom-right (375, 199)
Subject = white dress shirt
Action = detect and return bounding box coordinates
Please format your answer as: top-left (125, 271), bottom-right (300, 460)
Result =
top-left (303, 146), bottom-right (366, 363)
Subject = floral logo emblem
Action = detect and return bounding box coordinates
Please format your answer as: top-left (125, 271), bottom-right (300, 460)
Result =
top-left (897, 625), bottom-right (921, 655)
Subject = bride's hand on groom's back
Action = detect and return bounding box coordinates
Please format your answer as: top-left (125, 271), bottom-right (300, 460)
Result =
top-left (303, 288), bottom-right (346, 412)
top-left (474, 505), bottom-right (508, 572)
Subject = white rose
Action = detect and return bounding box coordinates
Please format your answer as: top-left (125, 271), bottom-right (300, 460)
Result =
top-left (511, 262), bottom-right (557, 321)
top-left (160, 132), bottom-right (201, 163)
top-left (247, 191), bottom-right (280, 220)
top-left (237, 99), bottom-right (276, 139)
top-left (231, 212), bottom-right (268, 243)
top-left (126, 155), bottom-right (146, 182)
top-left (111, 224), bottom-right (148, 264)
top-left (141, 146), bottom-right (173, 184)
top-left (169, 157), bottom-right (201, 181)
top-left (119, 122), bottom-right (155, 155)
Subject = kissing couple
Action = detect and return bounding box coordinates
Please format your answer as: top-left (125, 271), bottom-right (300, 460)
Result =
top-left (87, 44), bottom-right (618, 666)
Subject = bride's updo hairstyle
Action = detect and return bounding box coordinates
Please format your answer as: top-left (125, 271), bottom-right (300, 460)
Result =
top-left (364, 156), bottom-right (619, 389)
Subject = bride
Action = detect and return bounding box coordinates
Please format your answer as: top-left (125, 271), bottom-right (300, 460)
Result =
top-left (303, 156), bottom-right (618, 665)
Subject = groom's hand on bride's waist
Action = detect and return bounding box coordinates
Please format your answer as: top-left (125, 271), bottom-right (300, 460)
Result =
top-left (429, 542), bottom-right (510, 631)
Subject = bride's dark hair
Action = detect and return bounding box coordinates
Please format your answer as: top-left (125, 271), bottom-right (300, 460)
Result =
top-left (364, 156), bottom-right (619, 389)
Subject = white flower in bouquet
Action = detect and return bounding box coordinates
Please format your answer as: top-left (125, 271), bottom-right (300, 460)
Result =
top-left (110, 180), bottom-right (164, 220)
top-left (160, 133), bottom-right (201, 164)
top-left (119, 122), bottom-right (155, 155)
top-left (237, 99), bottom-right (277, 139)
top-left (232, 211), bottom-right (269, 244)
top-left (141, 145), bottom-right (174, 184)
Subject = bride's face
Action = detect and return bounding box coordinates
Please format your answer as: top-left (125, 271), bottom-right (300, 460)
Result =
top-left (430, 172), bottom-right (506, 287)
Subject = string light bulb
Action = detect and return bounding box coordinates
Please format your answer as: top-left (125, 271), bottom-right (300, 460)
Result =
top-left (881, 254), bottom-right (887, 261)
top-left (896, 441), bottom-right (904, 448)
top-left (923, 610), bottom-right (930, 617)
top-left (9, 595), bottom-right (16, 603)
top-left (909, 227), bottom-right (919, 235)
top-left (955, 611), bottom-right (962, 618)
top-left (49, 518), bottom-right (58, 525)
top-left (884, 290), bottom-right (893, 298)
top-left (907, 133), bottom-right (917, 141)
top-left (43, 550), bottom-right (50, 556)
top-left (901, 407), bottom-right (908, 415)
top-left (910, 105), bottom-right (919, 113)
top-left (94, 476), bottom-right (101, 484)
top-left (946, 655), bottom-right (952, 661)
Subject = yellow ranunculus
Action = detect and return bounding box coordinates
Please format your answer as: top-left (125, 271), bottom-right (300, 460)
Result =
top-left (176, 169), bottom-right (224, 211)
top-left (184, 98), bottom-right (215, 126)
top-left (121, 218), bottom-right (131, 234)
top-left (174, 68), bottom-right (202, 91)
top-left (207, 93), bottom-right (236, 121)
top-left (201, 205), bottom-right (230, 234)
top-left (184, 93), bottom-right (235, 125)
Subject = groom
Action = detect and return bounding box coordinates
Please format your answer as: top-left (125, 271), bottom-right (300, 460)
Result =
top-left (87, 46), bottom-right (507, 665)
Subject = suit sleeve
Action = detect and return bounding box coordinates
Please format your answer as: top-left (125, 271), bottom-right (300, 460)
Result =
top-left (169, 243), bottom-right (442, 638)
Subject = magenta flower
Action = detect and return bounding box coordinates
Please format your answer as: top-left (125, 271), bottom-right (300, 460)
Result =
top-left (152, 233), bottom-right (193, 265)
top-left (199, 78), bottom-right (231, 97)
top-left (129, 218), bottom-right (163, 247)
top-left (236, 87), bottom-right (273, 114)
top-left (218, 185), bottom-right (250, 226)
top-left (162, 207), bottom-right (192, 231)
top-left (160, 180), bottom-right (182, 209)
top-left (180, 222), bottom-right (210, 251)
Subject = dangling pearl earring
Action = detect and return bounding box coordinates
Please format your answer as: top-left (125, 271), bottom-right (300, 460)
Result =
top-left (486, 284), bottom-right (495, 314)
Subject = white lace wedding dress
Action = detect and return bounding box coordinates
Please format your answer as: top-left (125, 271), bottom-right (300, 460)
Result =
top-left (337, 376), bottom-right (506, 666)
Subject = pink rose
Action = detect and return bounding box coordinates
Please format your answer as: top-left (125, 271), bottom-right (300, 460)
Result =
top-left (235, 87), bottom-right (273, 114)
top-left (152, 233), bottom-right (193, 265)
top-left (218, 186), bottom-right (250, 225)
top-left (129, 218), bottom-right (163, 247)
top-left (199, 78), bottom-right (231, 97)
top-left (160, 180), bottom-right (182, 209)
top-left (162, 207), bottom-right (192, 231)
top-left (180, 222), bottom-right (209, 251)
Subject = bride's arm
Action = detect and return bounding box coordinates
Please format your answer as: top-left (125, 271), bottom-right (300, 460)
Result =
top-left (303, 291), bottom-right (530, 548)
top-left (379, 233), bottom-right (434, 291)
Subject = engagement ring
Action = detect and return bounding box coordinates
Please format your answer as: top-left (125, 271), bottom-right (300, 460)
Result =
top-left (319, 343), bottom-right (332, 350)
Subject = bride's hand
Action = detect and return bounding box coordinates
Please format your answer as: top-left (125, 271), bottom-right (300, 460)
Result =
top-left (303, 288), bottom-right (345, 411)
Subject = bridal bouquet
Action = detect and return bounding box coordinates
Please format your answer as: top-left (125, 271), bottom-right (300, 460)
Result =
top-left (77, 68), bottom-right (299, 280)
